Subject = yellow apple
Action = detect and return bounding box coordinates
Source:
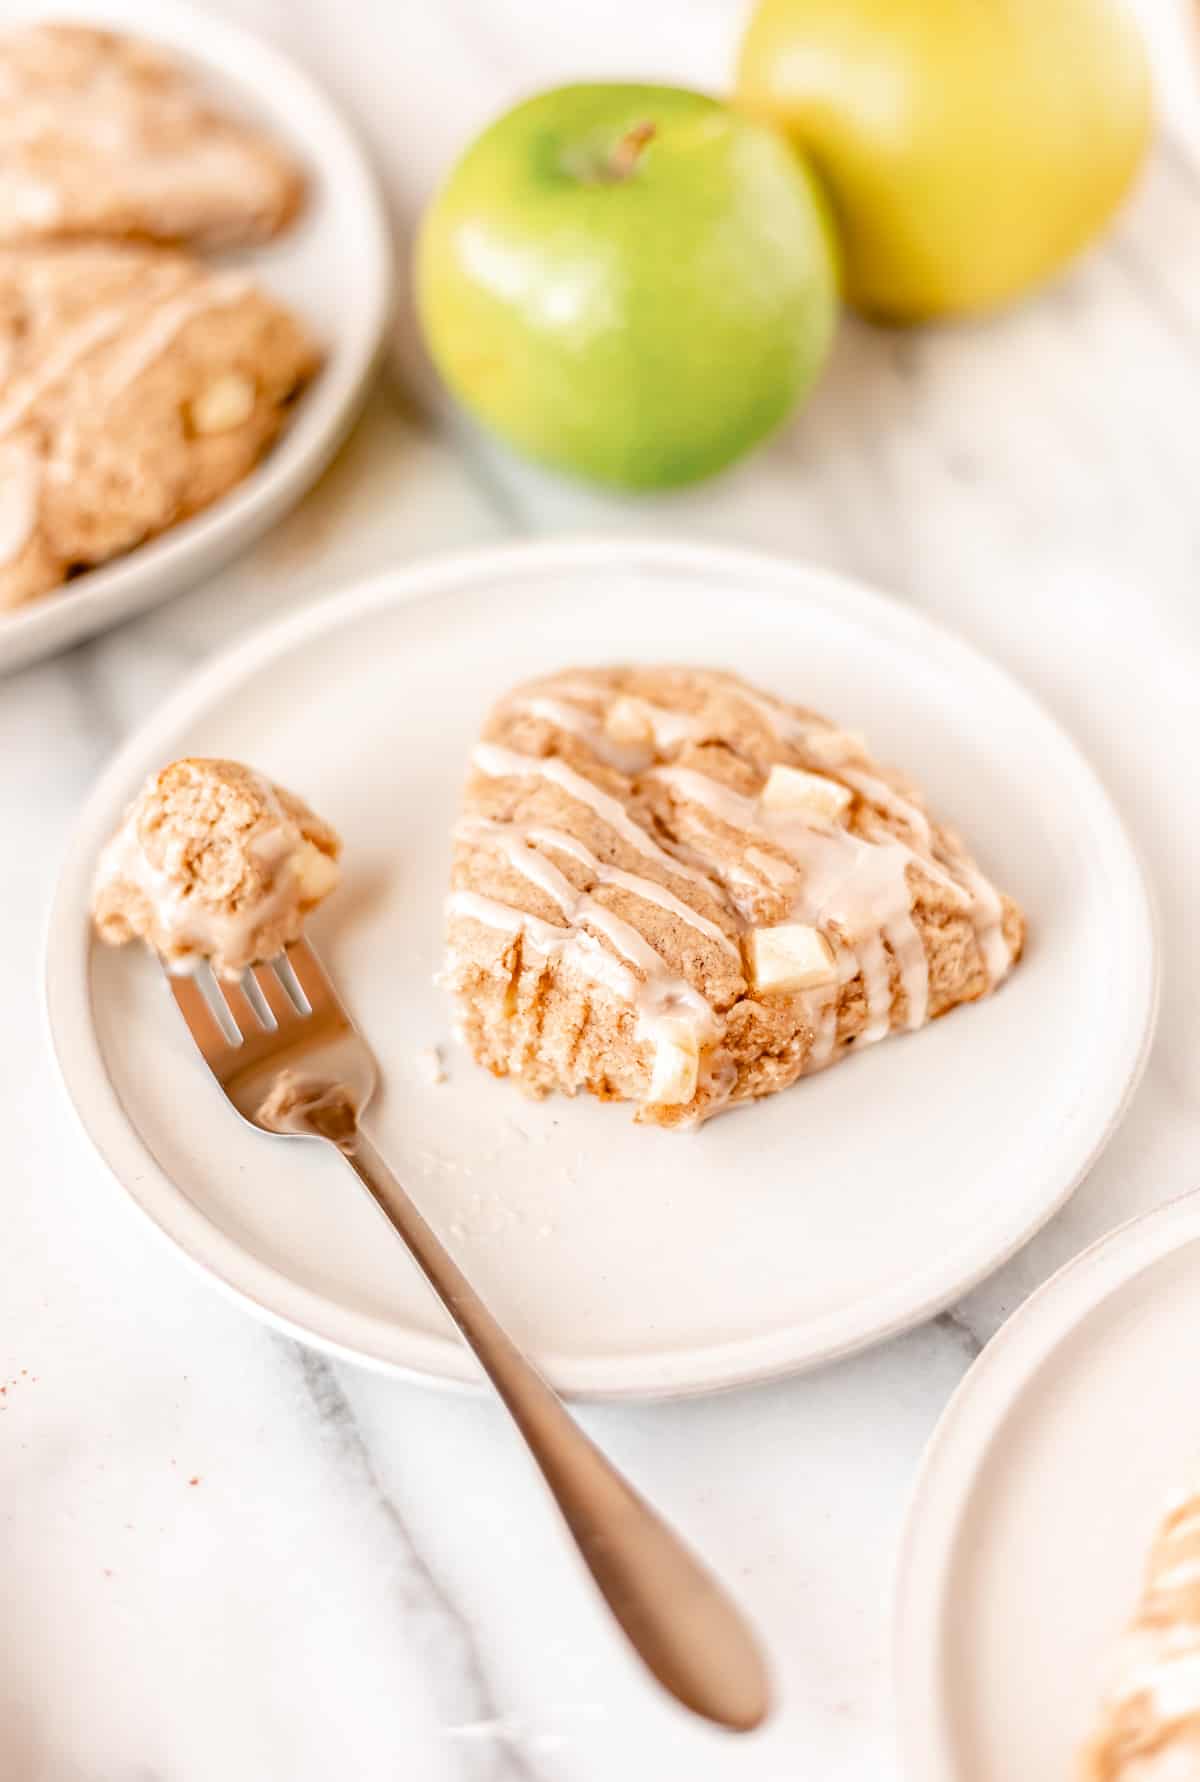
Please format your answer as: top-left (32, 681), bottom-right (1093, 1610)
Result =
top-left (736, 0), bottom-right (1153, 321)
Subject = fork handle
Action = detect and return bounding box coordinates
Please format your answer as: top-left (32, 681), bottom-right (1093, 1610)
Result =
top-left (337, 1128), bottom-right (771, 1733)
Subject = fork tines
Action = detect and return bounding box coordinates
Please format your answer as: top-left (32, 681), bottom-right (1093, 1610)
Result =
top-left (165, 939), bottom-right (331, 1057)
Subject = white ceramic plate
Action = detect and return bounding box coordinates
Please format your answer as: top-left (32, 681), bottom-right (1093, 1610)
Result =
top-left (0, 0), bottom-right (391, 677)
top-left (46, 539), bottom-right (1158, 1399)
top-left (895, 1191), bottom-right (1200, 1782)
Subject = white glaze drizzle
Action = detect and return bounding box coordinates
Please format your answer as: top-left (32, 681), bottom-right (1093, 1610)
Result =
top-left (807, 936), bottom-right (865, 1069)
top-left (802, 984), bottom-right (839, 1069)
top-left (653, 763), bottom-right (961, 904)
top-left (1113, 1649), bottom-right (1200, 1721)
top-left (526, 680), bottom-right (700, 751)
top-left (0, 306), bottom-right (125, 437)
top-left (505, 696), bottom-right (651, 773)
top-left (884, 907), bottom-right (931, 1031)
top-left (458, 816), bottom-right (740, 961)
top-left (470, 743), bottom-right (718, 895)
top-left (529, 676), bottom-right (860, 766)
top-left (843, 767), bottom-right (932, 843)
top-left (447, 889), bottom-right (637, 1003)
top-left (734, 687), bottom-right (839, 750)
top-left (1154, 1559), bottom-right (1200, 1593)
top-left (651, 764), bottom-right (965, 1040)
top-left (0, 270), bottom-right (250, 426)
top-left (1166, 1509), bottom-right (1200, 1542)
top-left (98, 272), bottom-right (251, 396)
top-left (853, 929), bottom-right (894, 1044)
top-left (1161, 1477), bottom-right (1200, 1518)
top-left (463, 824), bottom-right (715, 1026)
top-left (446, 885), bottom-right (721, 1106)
top-left (648, 765), bottom-right (778, 851)
top-left (737, 697), bottom-right (1014, 987)
top-left (955, 858), bottom-right (1011, 981)
top-left (0, 440), bottom-right (40, 567)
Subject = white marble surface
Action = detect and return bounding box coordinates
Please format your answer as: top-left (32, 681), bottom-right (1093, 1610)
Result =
top-left (4, 2), bottom-right (1200, 1776)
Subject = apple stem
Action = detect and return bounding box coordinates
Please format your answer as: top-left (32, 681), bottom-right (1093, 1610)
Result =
top-left (606, 120), bottom-right (656, 180)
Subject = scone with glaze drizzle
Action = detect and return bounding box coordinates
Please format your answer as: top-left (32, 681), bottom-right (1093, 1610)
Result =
top-left (92, 758), bottom-right (340, 980)
top-left (0, 24), bottom-right (304, 249)
top-left (444, 666), bottom-right (1025, 1128)
top-left (0, 244), bottom-right (320, 608)
top-left (1081, 1477), bottom-right (1200, 1779)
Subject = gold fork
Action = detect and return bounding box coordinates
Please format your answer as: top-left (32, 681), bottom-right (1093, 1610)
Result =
top-left (166, 937), bottom-right (771, 1732)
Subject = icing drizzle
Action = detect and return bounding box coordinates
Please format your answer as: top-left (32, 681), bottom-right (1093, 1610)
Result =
top-left (452, 674), bottom-right (1019, 1112)
top-left (0, 265), bottom-right (252, 576)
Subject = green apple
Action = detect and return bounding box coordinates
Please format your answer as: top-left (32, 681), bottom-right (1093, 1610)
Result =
top-left (415, 84), bottom-right (838, 489)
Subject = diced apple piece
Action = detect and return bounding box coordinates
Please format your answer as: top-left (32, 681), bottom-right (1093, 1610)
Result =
top-left (646, 1017), bottom-right (699, 1105)
top-left (189, 371), bottom-right (256, 434)
top-left (606, 696), bottom-right (654, 746)
top-left (761, 762), bottom-right (852, 821)
top-left (749, 923), bottom-right (836, 993)
top-left (291, 840), bottom-right (340, 902)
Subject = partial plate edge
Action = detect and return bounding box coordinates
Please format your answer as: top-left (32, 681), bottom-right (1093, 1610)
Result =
top-left (892, 1188), bottom-right (1200, 1782)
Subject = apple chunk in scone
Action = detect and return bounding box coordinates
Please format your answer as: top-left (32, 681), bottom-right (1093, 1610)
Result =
top-left (92, 758), bottom-right (340, 980)
top-left (442, 665), bottom-right (1025, 1128)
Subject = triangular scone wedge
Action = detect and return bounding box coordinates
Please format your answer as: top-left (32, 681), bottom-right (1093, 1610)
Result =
top-left (444, 666), bottom-right (1024, 1128)
top-left (0, 245), bottom-right (319, 609)
top-left (0, 25), bottom-right (304, 248)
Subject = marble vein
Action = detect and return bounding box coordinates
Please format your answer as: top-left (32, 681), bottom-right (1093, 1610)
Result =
top-left (293, 1346), bottom-right (541, 1782)
top-left (932, 1308), bottom-right (985, 1364)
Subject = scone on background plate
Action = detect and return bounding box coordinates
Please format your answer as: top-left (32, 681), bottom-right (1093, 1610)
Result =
top-left (1082, 1480), bottom-right (1200, 1780)
top-left (0, 245), bottom-right (320, 609)
top-left (0, 24), bottom-right (305, 248)
top-left (444, 666), bottom-right (1025, 1128)
top-left (92, 758), bottom-right (341, 981)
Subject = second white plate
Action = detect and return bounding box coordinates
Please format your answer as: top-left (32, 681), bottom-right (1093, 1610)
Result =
top-left (895, 1190), bottom-right (1200, 1782)
top-left (46, 539), bottom-right (1157, 1397)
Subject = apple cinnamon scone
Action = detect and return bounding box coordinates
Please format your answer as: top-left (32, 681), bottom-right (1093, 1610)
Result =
top-left (1082, 1483), bottom-right (1200, 1781)
top-left (443, 666), bottom-right (1025, 1128)
top-left (92, 758), bottom-right (340, 980)
top-left (0, 24), bottom-right (305, 249)
top-left (0, 244), bottom-right (320, 609)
